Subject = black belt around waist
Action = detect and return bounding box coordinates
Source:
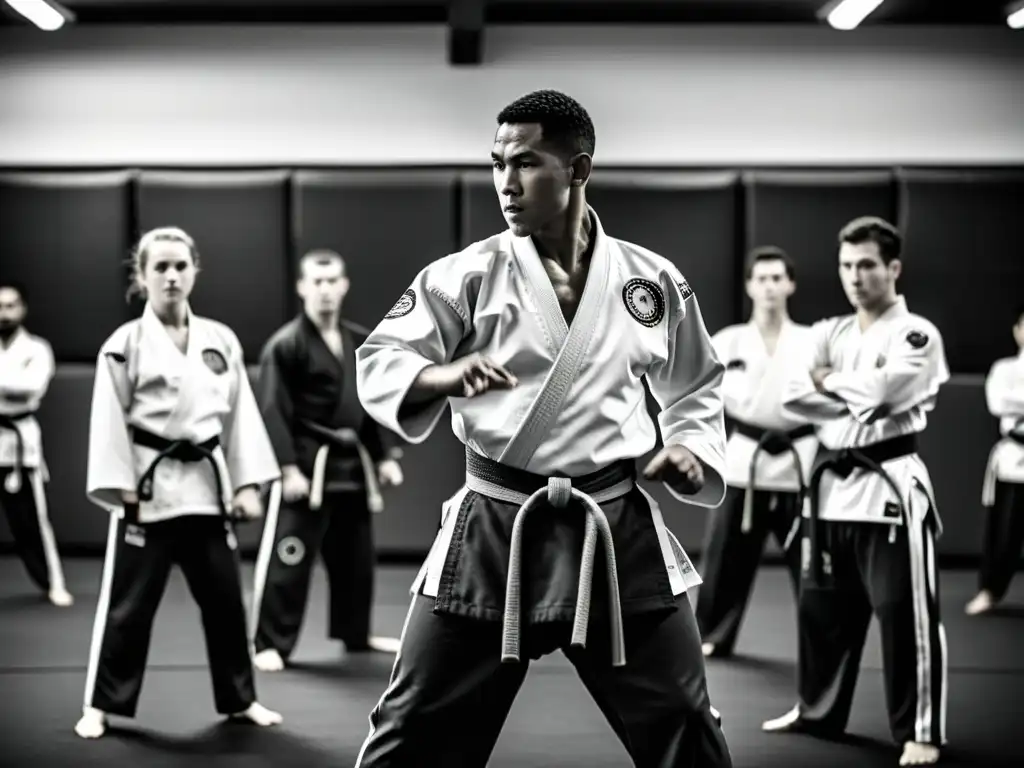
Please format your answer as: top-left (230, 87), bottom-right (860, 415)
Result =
top-left (1006, 432), bottom-right (1024, 447)
top-left (131, 428), bottom-right (232, 522)
top-left (0, 410), bottom-right (36, 493)
top-left (464, 448), bottom-right (634, 669)
top-left (805, 433), bottom-right (919, 584)
top-left (731, 421), bottom-right (816, 455)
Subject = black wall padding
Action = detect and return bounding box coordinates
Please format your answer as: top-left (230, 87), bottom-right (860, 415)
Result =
top-left (290, 169), bottom-right (460, 330)
top-left (897, 170), bottom-right (1024, 375)
top-left (0, 171), bottom-right (134, 361)
top-left (743, 170), bottom-right (898, 328)
top-left (134, 170), bottom-right (292, 362)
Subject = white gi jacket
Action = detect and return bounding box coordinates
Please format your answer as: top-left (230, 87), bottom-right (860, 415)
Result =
top-left (357, 208), bottom-right (727, 598)
top-left (86, 302), bottom-right (280, 523)
top-left (0, 328), bottom-right (54, 478)
top-left (782, 296), bottom-right (950, 531)
top-left (981, 350), bottom-right (1024, 505)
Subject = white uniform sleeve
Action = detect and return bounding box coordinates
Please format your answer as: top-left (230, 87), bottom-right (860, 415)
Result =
top-left (782, 318), bottom-right (852, 423)
top-left (85, 344), bottom-right (137, 514)
top-left (646, 278), bottom-right (727, 509)
top-left (712, 328), bottom-right (745, 417)
top-left (219, 331), bottom-right (281, 492)
top-left (356, 258), bottom-right (473, 444)
top-left (0, 338), bottom-right (55, 401)
top-left (985, 360), bottom-right (1024, 418)
top-left (822, 323), bottom-right (948, 423)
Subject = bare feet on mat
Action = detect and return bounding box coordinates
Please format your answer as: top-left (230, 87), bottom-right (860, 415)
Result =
top-left (965, 590), bottom-right (995, 615)
top-left (900, 741), bottom-right (940, 765)
top-left (253, 648), bottom-right (285, 672)
top-left (702, 642), bottom-right (715, 657)
top-left (74, 706), bottom-right (107, 739)
top-left (367, 635), bottom-right (401, 654)
top-left (231, 702), bottom-right (283, 727)
top-left (48, 587), bottom-right (74, 607)
top-left (762, 706), bottom-right (802, 732)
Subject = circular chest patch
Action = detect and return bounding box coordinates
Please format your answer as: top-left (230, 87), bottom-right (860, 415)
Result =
top-left (385, 289), bottom-right (416, 319)
top-left (905, 330), bottom-right (929, 349)
top-left (201, 348), bottom-right (228, 375)
top-left (621, 278), bottom-right (665, 327)
top-left (277, 536), bottom-right (306, 566)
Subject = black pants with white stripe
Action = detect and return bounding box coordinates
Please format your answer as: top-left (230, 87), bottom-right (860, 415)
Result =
top-left (978, 480), bottom-right (1024, 600)
top-left (796, 518), bottom-right (946, 747)
top-left (0, 467), bottom-right (66, 594)
top-left (696, 486), bottom-right (802, 654)
top-left (252, 490), bottom-right (374, 658)
top-left (83, 513), bottom-right (256, 717)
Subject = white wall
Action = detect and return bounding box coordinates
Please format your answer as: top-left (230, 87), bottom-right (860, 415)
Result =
top-left (0, 24), bottom-right (1022, 166)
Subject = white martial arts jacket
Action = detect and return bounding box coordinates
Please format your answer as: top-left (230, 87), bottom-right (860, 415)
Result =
top-left (86, 302), bottom-right (280, 523)
top-left (782, 296), bottom-right (950, 530)
top-left (981, 350), bottom-right (1024, 505)
top-left (712, 320), bottom-right (818, 493)
top-left (0, 327), bottom-right (54, 481)
top-left (357, 207), bottom-right (727, 598)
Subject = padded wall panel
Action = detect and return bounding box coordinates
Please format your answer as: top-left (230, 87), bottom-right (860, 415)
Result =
top-left (134, 171), bottom-right (291, 362)
top-left (0, 172), bottom-right (134, 361)
top-left (897, 170), bottom-right (1024, 374)
top-left (744, 170), bottom-right (898, 328)
top-left (290, 170), bottom-right (460, 553)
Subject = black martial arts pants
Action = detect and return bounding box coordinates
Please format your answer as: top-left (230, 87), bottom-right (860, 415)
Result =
top-left (0, 467), bottom-right (65, 594)
top-left (83, 513), bottom-right (256, 717)
top-left (695, 486), bottom-right (801, 655)
top-left (355, 593), bottom-right (732, 768)
top-left (978, 480), bottom-right (1024, 600)
top-left (252, 490), bottom-right (374, 658)
top-left (796, 518), bottom-right (946, 747)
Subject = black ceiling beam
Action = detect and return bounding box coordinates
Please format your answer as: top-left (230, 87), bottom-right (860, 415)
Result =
top-left (448, 0), bottom-right (484, 66)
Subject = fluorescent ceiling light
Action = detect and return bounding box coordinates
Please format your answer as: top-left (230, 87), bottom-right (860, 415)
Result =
top-left (825, 0), bottom-right (885, 30)
top-left (4, 0), bottom-right (74, 31)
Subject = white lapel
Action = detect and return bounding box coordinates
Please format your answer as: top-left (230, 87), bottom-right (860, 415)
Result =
top-left (499, 207), bottom-right (612, 469)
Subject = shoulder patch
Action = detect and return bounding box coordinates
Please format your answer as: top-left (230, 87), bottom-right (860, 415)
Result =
top-left (726, 358), bottom-right (746, 371)
top-left (384, 288), bottom-right (416, 320)
top-left (201, 348), bottom-right (229, 375)
top-left (676, 278), bottom-right (694, 301)
top-left (104, 351), bottom-right (126, 364)
top-left (622, 278), bottom-right (666, 328)
top-left (905, 329), bottom-right (929, 350)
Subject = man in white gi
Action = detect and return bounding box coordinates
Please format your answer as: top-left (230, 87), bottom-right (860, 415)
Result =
top-left (0, 282), bottom-right (73, 607)
top-left (354, 89), bottom-right (732, 767)
top-left (965, 306), bottom-right (1024, 616)
top-left (696, 247), bottom-right (816, 658)
top-left (762, 216), bottom-right (948, 767)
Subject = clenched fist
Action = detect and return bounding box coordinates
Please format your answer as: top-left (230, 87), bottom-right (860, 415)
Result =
top-left (642, 444), bottom-right (706, 496)
top-left (231, 486), bottom-right (263, 520)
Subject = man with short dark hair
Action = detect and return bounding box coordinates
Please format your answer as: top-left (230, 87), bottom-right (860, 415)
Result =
top-left (695, 246), bottom-right (817, 658)
top-left (355, 89), bottom-right (732, 767)
top-left (250, 250), bottom-right (404, 672)
top-left (0, 282), bottom-right (73, 608)
top-left (763, 216), bottom-right (949, 767)
top-left (965, 306), bottom-right (1024, 616)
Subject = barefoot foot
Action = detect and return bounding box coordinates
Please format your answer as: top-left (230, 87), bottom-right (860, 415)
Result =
top-left (900, 741), bottom-right (940, 765)
top-left (762, 705), bottom-right (802, 733)
top-left (965, 590), bottom-right (995, 616)
top-left (49, 587), bottom-right (74, 607)
top-left (253, 648), bottom-right (285, 672)
top-left (367, 635), bottom-right (402, 654)
top-left (231, 702), bottom-right (283, 727)
top-left (74, 706), bottom-right (107, 739)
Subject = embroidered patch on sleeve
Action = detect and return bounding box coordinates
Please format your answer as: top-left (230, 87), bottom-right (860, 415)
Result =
top-left (622, 278), bottom-right (666, 327)
top-left (726, 359), bottom-right (746, 371)
top-left (905, 329), bottom-right (929, 349)
top-left (201, 348), bottom-right (229, 375)
top-left (677, 278), bottom-right (694, 301)
top-left (384, 288), bottom-right (417, 319)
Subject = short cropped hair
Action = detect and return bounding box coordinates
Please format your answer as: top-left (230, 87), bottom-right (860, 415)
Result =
top-left (299, 249), bottom-right (346, 278)
top-left (0, 280), bottom-right (28, 305)
top-left (496, 89), bottom-right (596, 160)
top-left (838, 216), bottom-right (902, 265)
top-left (744, 245), bottom-right (796, 281)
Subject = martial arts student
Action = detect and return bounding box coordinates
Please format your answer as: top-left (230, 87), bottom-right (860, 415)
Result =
top-left (762, 216), bottom-right (949, 767)
top-left (354, 90), bottom-right (733, 767)
top-left (965, 306), bottom-right (1024, 616)
top-left (251, 249), bottom-right (405, 672)
top-left (74, 226), bottom-right (283, 739)
top-left (0, 282), bottom-right (73, 607)
top-left (695, 247), bottom-right (816, 658)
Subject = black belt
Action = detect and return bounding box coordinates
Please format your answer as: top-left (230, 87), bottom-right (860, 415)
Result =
top-left (1006, 432), bottom-right (1024, 447)
top-left (731, 421), bottom-right (816, 455)
top-left (466, 448), bottom-right (635, 498)
top-left (131, 428), bottom-right (233, 523)
top-left (805, 433), bottom-right (918, 584)
top-left (0, 410), bottom-right (36, 493)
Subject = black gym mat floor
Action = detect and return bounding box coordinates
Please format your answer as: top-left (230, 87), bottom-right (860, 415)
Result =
top-left (0, 556), bottom-right (1020, 767)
